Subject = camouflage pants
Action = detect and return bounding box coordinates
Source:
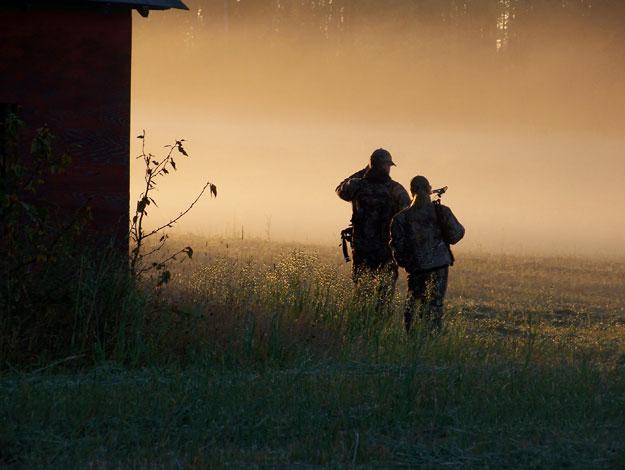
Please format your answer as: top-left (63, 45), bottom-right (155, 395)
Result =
top-left (404, 266), bottom-right (449, 333)
top-left (352, 253), bottom-right (398, 307)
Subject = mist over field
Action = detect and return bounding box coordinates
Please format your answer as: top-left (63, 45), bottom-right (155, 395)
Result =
top-left (130, 0), bottom-right (625, 257)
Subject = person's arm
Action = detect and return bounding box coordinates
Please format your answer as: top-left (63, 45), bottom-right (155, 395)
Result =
top-left (437, 205), bottom-right (465, 245)
top-left (335, 167), bottom-right (367, 202)
top-left (390, 214), bottom-right (409, 268)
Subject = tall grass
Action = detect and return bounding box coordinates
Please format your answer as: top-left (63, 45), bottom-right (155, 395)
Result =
top-left (3, 238), bottom-right (625, 466)
top-left (1, 246), bottom-right (147, 369)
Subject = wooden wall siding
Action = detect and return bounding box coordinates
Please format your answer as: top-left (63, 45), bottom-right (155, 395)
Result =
top-left (0, 7), bottom-right (132, 243)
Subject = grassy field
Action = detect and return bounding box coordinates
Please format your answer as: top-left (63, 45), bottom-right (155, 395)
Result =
top-left (2, 238), bottom-right (625, 467)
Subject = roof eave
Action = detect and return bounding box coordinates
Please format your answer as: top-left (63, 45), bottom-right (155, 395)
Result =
top-left (86, 0), bottom-right (189, 11)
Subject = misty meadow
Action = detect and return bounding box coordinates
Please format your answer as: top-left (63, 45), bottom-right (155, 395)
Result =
top-left (2, 0), bottom-right (625, 468)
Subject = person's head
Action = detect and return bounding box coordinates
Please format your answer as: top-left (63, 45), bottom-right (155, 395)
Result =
top-left (410, 175), bottom-right (432, 198)
top-left (368, 148), bottom-right (395, 175)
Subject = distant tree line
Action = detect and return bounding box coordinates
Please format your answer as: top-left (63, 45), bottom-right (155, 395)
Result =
top-left (148, 0), bottom-right (625, 53)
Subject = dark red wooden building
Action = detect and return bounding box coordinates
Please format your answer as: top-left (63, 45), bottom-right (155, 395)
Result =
top-left (0, 0), bottom-right (187, 243)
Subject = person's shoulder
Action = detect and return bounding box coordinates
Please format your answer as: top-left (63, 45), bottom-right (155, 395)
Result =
top-left (437, 204), bottom-right (454, 215)
top-left (389, 179), bottom-right (407, 191)
top-left (389, 180), bottom-right (410, 197)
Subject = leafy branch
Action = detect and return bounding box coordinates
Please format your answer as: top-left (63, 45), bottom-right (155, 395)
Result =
top-left (129, 131), bottom-right (217, 284)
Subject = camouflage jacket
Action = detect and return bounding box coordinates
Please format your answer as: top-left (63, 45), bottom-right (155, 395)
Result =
top-left (390, 201), bottom-right (465, 272)
top-left (336, 168), bottom-right (411, 263)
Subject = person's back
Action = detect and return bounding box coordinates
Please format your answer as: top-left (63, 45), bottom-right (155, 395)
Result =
top-left (336, 149), bottom-right (410, 275)
top-left (390, 175), bottom-right (464, 332)
top-left (391, 198), bottom-right (464, 272)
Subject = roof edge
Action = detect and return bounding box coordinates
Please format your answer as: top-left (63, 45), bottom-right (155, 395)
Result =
top-left (85, 0), bottom-right (189, 11)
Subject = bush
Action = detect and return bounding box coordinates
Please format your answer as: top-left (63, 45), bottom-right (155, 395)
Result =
top-left (1, 122), bottom-right (217, 369)
top-left (0, 117), bottom-right (145, 368)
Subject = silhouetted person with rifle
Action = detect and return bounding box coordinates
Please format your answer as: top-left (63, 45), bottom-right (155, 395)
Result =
top-left (336, 149), bottom-right (410, 301)
top-left (390, 176), bottom-right (464, 333)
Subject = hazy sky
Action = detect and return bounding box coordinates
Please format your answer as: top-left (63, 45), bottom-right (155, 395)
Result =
top-left (130, 1), bottom-right (625, 257)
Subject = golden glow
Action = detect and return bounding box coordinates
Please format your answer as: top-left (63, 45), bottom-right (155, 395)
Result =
top-left (130, 2), bottom-right (625, 258)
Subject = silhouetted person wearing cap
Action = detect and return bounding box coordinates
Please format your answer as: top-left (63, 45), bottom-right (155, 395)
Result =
top-left (336, 149), bottom-right (411, 299)
top-left (390, 176), bottom-right (465, 333)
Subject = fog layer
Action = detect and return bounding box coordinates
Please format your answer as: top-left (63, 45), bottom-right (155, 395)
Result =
top-left (131, 1), bottom-right (625, 257)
